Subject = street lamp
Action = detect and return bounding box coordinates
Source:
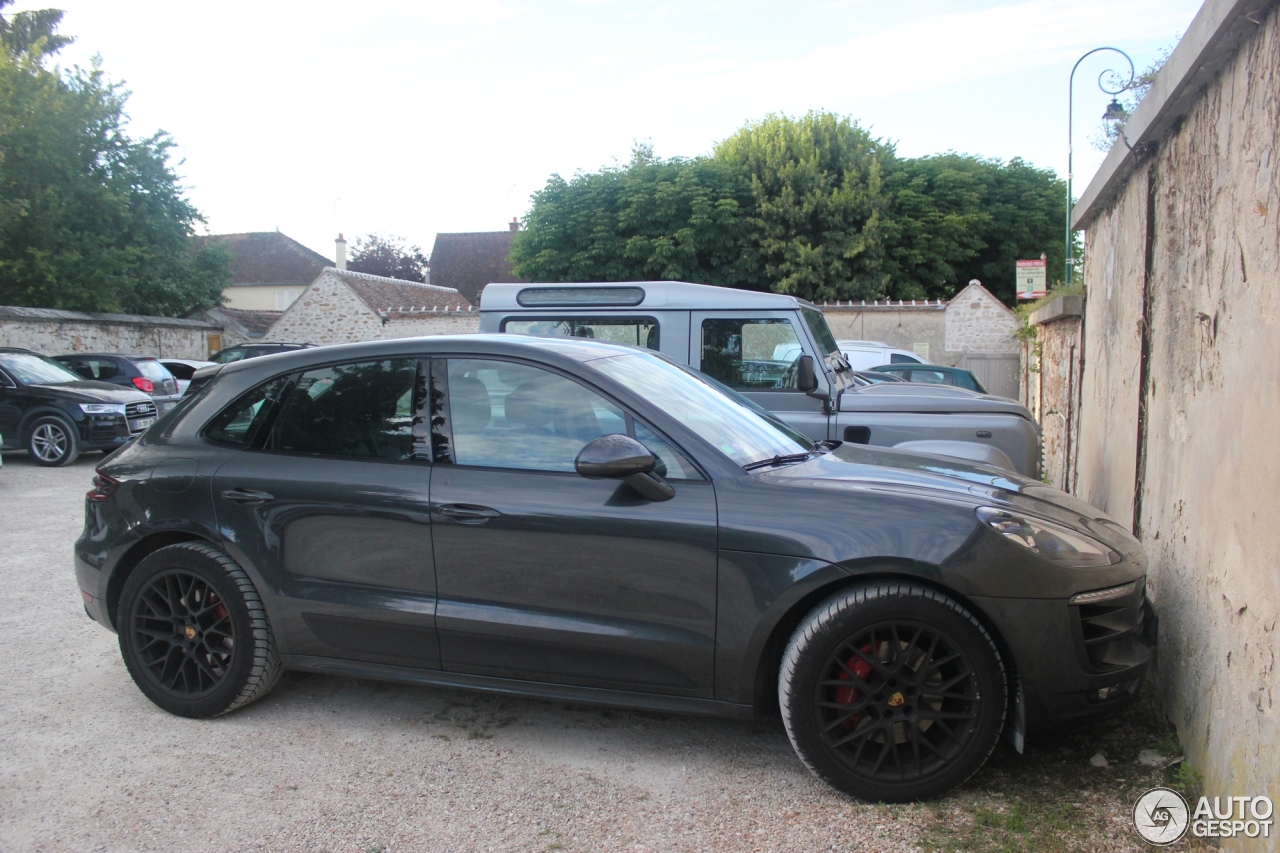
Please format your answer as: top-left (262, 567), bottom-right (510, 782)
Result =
top-left (1066, 47), bottom-right (1135, 286)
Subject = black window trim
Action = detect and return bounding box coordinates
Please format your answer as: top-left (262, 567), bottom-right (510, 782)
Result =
top-left (429, 352), bottom-right (707, 482)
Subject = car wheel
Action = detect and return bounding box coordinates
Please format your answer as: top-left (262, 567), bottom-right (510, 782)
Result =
top-left (779, 582), bottom-right (1006, 802)
top-left (117, 542), bottom-right (282, 718)
top-left (26, 415), bottom-right (80, 466)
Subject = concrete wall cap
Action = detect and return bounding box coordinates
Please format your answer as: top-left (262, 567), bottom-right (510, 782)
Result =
top-left (1028, 294), bottom-right (1085, 326)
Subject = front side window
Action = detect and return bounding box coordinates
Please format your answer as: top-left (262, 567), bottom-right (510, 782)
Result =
top-left (437, 358), bottom-right (697, 477)
top-left (909, 369), bottom-right (951, 385)
top-left (269, 359), bottom-right (420, 461)
top-left (701, 318), bottom-right (802, 390)
top-left (801, 306), bottom-right (839, 358)
top-left (502, 316), bottom-right (659, 350)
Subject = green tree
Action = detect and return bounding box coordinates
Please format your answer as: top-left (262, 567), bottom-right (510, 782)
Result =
top-left (714, 111), bottom-right (890, 302)
top-left (0, 3), bottom-right (229, 315)
top-left (512, 144), bottom-right (756, 287)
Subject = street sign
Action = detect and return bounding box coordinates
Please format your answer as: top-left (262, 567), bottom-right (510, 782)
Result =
top-left (1016, 259), bottom-right (1047, 300)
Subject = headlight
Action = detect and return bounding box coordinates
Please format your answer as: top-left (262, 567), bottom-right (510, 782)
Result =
top-left (976, 507), bottom-right (1120, 568)
top-left (79, 403), bottom-right (125, 414)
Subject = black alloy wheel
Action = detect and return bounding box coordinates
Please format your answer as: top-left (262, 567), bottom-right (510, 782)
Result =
top-left (780, 583), bottom-right (1006, 802)
top-left (26, 415), bottom-right (80, 467)
top-left (118, 542), bottom-right (282, 717)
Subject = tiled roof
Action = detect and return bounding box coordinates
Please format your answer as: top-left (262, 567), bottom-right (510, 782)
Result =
top-left (197, 306), bottom-right (284, 337)
top-left (0, 305), bottom-right (219, 328)
top-left (428, 231), bottom-right (527, 304)
top-left (331, 269), bottom-right (473, 318)
top-left (201, 232), bottom-right (333, 286)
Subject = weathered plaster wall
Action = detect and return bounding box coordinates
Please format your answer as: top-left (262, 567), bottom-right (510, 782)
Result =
top-left (1077, 5), bottom-right (1280, 841)
top-left (0, 314), bottom-right (218, 360)
top-left (1076, 168), bottom-right (1149, 525)
top-left (820, 305), bottom-right (949, 362)
top-left (1030, 310), bottom-right (1084, 492)
top-left (264, 272), bottom-right (385, 345)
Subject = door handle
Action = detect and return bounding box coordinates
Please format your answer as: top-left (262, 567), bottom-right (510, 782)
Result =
top-left (438, 503), bottom-right (501, 523)
top-left (221, 488), bottom-right (275, 505)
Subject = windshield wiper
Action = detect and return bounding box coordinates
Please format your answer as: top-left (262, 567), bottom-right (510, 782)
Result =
top-left (742, 451), bottom-right (821, 472)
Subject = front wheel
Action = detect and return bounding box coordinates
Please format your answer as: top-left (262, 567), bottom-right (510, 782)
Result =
top-left (779, 582), bottom-right (1007, 802)
top-left (26, 415), bottom-right (80, 466)
top-left (117, 542), bottom-right (282, 717)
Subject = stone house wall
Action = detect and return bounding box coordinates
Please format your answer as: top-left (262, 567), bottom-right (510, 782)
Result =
top-left (0, 308), bottom-right (220, 360)
top-left (264, 272), bottom-right (388, 345)
top-left (1069, 1), bottom-right (1279, 836)
top-left (943, 283), bottom-right (1020, 355)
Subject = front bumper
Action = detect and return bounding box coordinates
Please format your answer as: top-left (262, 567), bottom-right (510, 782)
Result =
top-left (972, 583), bottom-right (1155, 736)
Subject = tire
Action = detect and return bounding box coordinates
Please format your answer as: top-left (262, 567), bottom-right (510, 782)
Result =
top-left (26, 414), bottom-right (80, 467)
top-left (779, 582), bottom-right (1006, 802)
top-left (117, 542), bottom-right (282, 718)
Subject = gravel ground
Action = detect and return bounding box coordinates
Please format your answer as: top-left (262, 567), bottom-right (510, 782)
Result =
top-left (0, 453), bottom-right (933, 853)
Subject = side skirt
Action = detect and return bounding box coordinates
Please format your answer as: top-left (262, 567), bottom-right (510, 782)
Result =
top-left (283, 654), bottom-right (758, 720)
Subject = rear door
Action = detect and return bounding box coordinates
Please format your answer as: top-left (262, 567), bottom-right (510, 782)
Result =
top-left (690, 310), bottom-right (830, 441)
top-left (211, 356), bottom-right (443, 668)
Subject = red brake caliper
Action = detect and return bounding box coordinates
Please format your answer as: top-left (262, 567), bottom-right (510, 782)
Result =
top-left (834, 643), bottom-right (874, 729)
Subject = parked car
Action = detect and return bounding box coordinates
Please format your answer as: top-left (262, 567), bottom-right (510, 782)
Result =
top-left (158, 358), bottom-right (215, 395)
top-left (872, 364), bottom-right (989, 394)
top-left (55, 354), bottom-right (183, 413)
top-left (478, 281), bottom-right (1040, 476)
top-left (0, 348), bottom-right (156, 466)
top-left (209, 342), bottom-right (312, 364)
top-left (76, 334), bottom-right (1154, 802)
top-left (837, 340), bottom-right (928, 371)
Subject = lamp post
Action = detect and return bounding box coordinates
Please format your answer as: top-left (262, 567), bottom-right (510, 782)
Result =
top-left (1066, 47), bottom-right (1135, 286)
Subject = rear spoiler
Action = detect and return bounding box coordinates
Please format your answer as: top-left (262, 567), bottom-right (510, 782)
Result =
top-left (187, 362), bottom-right (226, 395)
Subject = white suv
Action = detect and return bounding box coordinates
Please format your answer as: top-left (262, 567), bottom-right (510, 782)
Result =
top-left (836, 340), bottom-right (927, 371)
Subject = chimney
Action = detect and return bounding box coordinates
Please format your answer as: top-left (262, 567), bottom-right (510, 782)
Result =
top-left (335, 233), bottom-right (347, 270)
top-left (509, 217), bottom-right (519, 233)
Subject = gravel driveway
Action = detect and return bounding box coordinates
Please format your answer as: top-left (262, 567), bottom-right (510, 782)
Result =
top-left (0, 453), bottom-right (932, 853)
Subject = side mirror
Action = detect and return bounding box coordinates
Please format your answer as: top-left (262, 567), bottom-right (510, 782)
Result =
top-left (575, 434), bottom-right (675, 501)
top-left (796, 355), bottom-right (819, 393)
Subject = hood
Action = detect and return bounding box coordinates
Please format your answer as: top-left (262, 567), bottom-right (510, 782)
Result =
top-left (32, 381), bottom-right (152, 405)
top-left (756, 442), bottom-right (1143, 562)
top-left (838, 383), bottom-right (1033, 418)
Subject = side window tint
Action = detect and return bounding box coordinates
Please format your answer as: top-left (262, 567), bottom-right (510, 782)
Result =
top-left (204, 376), bottom-right (292, 447)
top-left (701, 318), bottom-right (802, 390)
top-left (502, 316), bottom-right (660, 350)
top-left (269, 359), bottom-right (419, 461)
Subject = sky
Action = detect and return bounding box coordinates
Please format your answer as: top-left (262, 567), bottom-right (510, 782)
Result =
top-left (41, 0), bottom-right (1201, 261)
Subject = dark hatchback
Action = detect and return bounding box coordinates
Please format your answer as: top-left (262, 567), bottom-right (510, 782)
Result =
top-left (75, 335), bottom-right (1155, 801)
top-left (0, 348), bottom-right (157, 466)
top-left (55, 353), bottom-right (183, 413)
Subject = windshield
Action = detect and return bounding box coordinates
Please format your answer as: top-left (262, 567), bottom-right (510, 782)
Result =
top-left (801, 306), bottom-right (839, 358)
top-left (589, 351), bottom-right (812, 467)
top-left (0, 352), bottom-right (83, 385)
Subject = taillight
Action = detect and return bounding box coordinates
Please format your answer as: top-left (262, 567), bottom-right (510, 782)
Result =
top-left (131, 377), bottom-right (154, 393)
top-left (87, 472), bottom-right (119, 502)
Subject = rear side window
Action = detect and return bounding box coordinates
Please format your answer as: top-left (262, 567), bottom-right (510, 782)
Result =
top-left (501, 316), bottom-right (659, 350)
top-left (204, 376), bottom-right (293, 447)
top-left (700, 318), bottom-right (801, 390)
top-left (69, 358), bottom-right (121, 380)
top-left (213, 348), bottom-right (246, 364)
top-left (134, 360), bottom-right (172, 382)
top-left (268, 359), bottom-right (421, 461)
top-left (890, 353), bottom-right (922, 364)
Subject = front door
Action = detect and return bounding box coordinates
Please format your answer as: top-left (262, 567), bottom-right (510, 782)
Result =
top-left (690, 310), bottom-right (830, 441)
top-left (211, 357), bottom-right (442, 668)
top-left (428, 356), bottom-right (719, 698)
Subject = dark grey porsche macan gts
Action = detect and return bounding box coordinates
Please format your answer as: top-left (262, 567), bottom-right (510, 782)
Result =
top-left (75, 335), bottom-right (1155, 801)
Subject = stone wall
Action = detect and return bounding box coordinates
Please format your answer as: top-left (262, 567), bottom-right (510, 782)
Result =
top-left (1073, 2), bottom-right (1280, 839)
top-left (1022, 295), bottom-right (1084, 492)
top-left (0, 307), bottom-right (220, 360)
top-left (265, 273), bottom-right (386, 345)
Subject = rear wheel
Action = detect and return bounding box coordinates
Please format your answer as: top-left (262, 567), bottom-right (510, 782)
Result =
top-left (117, 542), bottom-right (282, 717)
top-left (26, 415), bottom-right (80, 466)
top-left (779, 582), bottom-right (1006, 802)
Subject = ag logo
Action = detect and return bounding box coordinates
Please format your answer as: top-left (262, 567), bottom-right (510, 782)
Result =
top-left (1134, 787), bottom-right (1190, 845)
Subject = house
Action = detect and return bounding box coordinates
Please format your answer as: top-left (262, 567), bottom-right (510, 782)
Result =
top-left (201, 231), bottom-right (333, 311)
top-left (189, 306), bottom-right (283, 354)
top-left (264, 268), bottom-right (477, 346)
top-left (428, 219), bottom-right (528, 304)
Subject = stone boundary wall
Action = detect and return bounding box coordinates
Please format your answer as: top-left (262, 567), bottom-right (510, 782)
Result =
top-left (0, 307), bottom-right (220, 360)
top-left (1021, 294), bottom-right (1084, 492)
